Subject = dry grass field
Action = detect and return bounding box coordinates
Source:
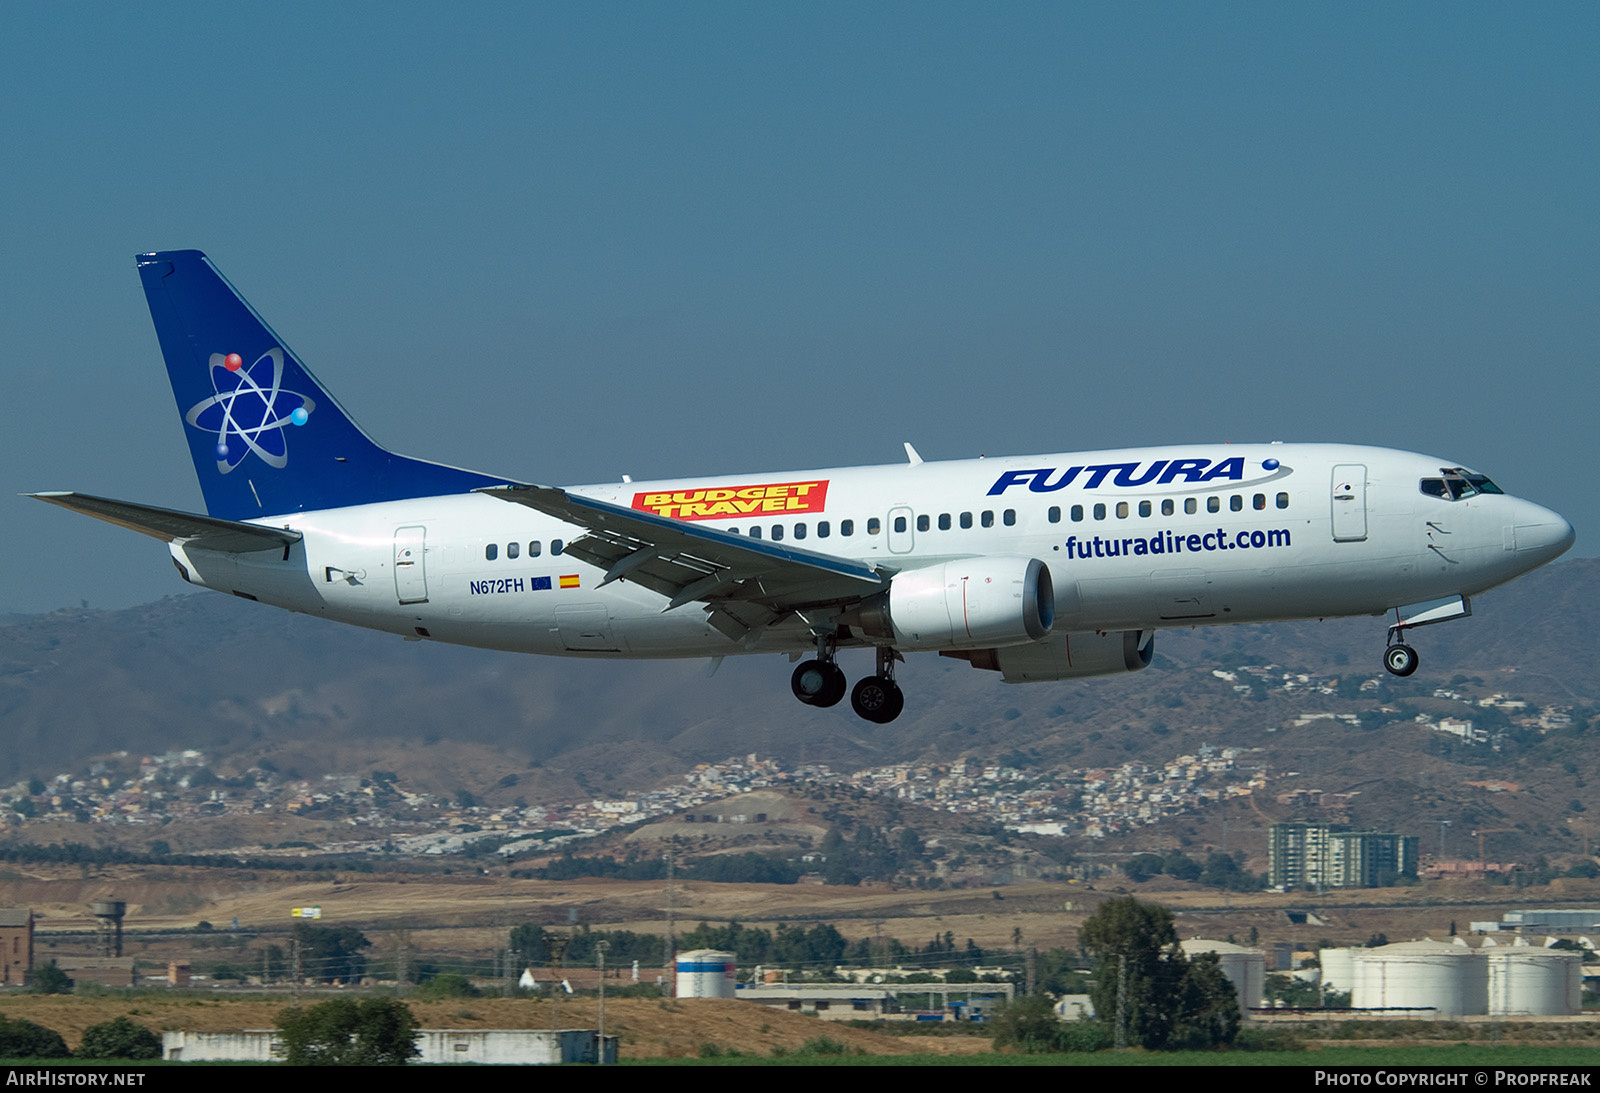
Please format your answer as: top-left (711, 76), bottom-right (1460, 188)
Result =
top-left (9, 860), bottom-right (1597, 971)
top-left (0, 994), bottom-right (992, 1058)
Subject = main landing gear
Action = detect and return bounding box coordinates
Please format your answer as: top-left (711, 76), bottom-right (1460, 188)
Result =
top-left (850, 647), bottom-right (905, 725)
top-left (791, 640), bottom-right (905, 723)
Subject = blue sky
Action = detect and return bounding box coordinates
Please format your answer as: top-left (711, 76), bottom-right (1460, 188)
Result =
top-left (3, 2), bottom-right (1595, 614)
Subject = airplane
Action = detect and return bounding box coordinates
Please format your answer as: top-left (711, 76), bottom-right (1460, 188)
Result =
top-left (31, 250), bottom-right (1575, 724)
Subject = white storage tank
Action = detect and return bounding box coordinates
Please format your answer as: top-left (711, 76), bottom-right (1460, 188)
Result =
top-left (1181, 938), bottom-right (1265, 1014)
top-left (675, 949), bottom-right (736, 998)
top-left (1318, 948), bottom-right (1358, 1000)
top-left (1352, 940), bottom-right (1487, 1016)
top-left (1486, 948), bottom-right (1582, 1016)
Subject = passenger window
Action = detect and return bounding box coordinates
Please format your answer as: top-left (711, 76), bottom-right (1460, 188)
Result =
top-left (794, 523), bottom-right (806, 539)
top-left (1003, 509), bottom-right (1016, 526)
top-left (1048, 506), bottom-right (1061, 524)
top-left (771, 525), bottom-right (784, 541)
top-left (867, 518), bottom-right (881, 535)
top-left (1207, 496), bottom-right (1220, 513)
top-left (750, 526), bottom-right (762, 539)
top-left (938, 513), bottom-right (951, 530)
top-left (1093, 503), bottom-right (1106, 520)
top-left (1161, 499), bottom-right (1174, 516)
top-left (893, 516), bottom-right (907, 533)
top-left (728, 528), bottom-right (739, 536)
top-left (1185, 498), bottom-right (1198, 515)
top-left (1071, 504), bottom-right (1084, 522)
top-left (1253, 493), bottom-right (1266, 510)
top-left (1276, 492), bottom-right (1289, 509)
top-left (529, 541), bottom-right (542, 556)
top-left (916, 514), bottom-right (929, 532)
top-left (981, 510), bottom-right (994, 528)
top-left (1139, 500), bottom-right (1152, 518)
top-left (1115, 502), bottom-right (1128, 519)
top-left (841, 520), bottom-right (854, 536)
top-left (960, 512), bottom-right (973, 529)
top-left (485, 543), bottom-right (498, 561)
top-left (1230, 495), bottom-right (1243, 512)
top-left (552, 539), bottom-right (564, 555)
top-left (817, 521), bottom-right (830, 538)
top-left (507, 541), bottom-right (519, 559)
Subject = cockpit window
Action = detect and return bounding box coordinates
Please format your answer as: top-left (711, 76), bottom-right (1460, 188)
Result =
top-left (1420, 468), bottom-right (1505, 501)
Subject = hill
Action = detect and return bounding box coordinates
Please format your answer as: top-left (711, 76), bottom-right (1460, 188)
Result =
top-left (1, 560), bottom-right (1595, 864)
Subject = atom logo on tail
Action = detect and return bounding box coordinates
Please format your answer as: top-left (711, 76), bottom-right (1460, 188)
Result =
top-left (184, 349), bottom-right (315, 473)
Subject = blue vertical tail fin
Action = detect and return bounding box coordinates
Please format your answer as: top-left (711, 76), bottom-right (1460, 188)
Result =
top-left (138, 250), bottom-right (509, 520)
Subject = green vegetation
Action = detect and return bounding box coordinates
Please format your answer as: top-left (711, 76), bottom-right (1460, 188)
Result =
top-left (0, 1015), bottom-right (69, 1059)
top-left (410, 972), bottom-right (481, 1000)
top-left (1079, 896), bottom-right (1239, 1051)
top-left (293, 923), bottom-right (372, 983)
top-left (1121, 849), bottom-right (1263, 891)
top-left (31, 960), bottom-right (73, 994)
top-left (275, 998), bottom-right (419, 1066)
top-left (76, 1016), bottom-right (162, 1060)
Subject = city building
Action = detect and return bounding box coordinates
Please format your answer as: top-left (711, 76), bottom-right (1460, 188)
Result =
top-left (1270, 823), bottom-right (1418, 890)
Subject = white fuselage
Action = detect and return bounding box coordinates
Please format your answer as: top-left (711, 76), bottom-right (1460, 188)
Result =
top-left (170, 442), bottom-right (1572, 660)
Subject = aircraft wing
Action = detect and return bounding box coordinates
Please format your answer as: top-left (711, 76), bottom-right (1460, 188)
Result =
top-left (477, 485), bottom-right (891, 634)
top-left (29, 492), bottom-right (301, 554)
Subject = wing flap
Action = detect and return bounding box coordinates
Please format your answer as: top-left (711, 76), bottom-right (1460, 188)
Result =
top-left (29, 492), bottom-right (301, 554)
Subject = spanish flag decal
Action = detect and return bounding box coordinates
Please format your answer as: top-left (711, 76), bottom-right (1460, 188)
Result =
top-left (559, 574), bottom-right (580, 589)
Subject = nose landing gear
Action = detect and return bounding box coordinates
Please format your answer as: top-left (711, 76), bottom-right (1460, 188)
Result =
top-left (1380, 596), bottom-right (1471, 677)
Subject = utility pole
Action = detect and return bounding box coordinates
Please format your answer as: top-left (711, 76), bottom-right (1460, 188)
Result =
top-left (596, 940), bottom-right (610, 1065)
top-left (664, 846), bottom-right (677, 996)
top-left (1114, 954), bottom-right (1128, 1051)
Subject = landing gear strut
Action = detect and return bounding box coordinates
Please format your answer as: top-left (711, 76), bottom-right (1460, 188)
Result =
top-left (850, 647), bottom-right (905, 724)
top-left (791, 632), bottom-right (846, 707)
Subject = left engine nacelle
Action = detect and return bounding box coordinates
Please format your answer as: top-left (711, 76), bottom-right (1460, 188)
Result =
top-left (845, 555), bottom-right (1054, 651)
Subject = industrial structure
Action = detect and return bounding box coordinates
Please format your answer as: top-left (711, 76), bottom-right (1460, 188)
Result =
top-left (1320, 938), bottom-right (1584, 1017)
top-left (1181, 938), bottom-right (1265, 1014)
top-left (0, 910), bottom-right (32, 986)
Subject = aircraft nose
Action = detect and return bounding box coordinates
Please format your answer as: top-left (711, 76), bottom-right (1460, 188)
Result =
top-left (1510, 501), bottom-right (1575, 565)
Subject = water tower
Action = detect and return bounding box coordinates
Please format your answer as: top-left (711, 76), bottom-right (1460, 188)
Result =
top-left (91, 900), bottom-right (126, 957)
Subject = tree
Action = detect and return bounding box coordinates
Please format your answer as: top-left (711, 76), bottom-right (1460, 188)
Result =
top-left (78, 1016), bottom-right (161, 1060)
top-left (0, 1015), bottom-right (70, 1059)
top-left (1078, 896), bottom-right (1238, 1050)
top-left (990, 993), bottom-right (1065, 1053)
top-left (275, 999), bottom-right (419, 1065)
top-left (30, 961), bottom-right (72, 994)
top-left (294, 923), bottom-right (372, 983)
top-left (412, 972), bottom-right (480, 1000)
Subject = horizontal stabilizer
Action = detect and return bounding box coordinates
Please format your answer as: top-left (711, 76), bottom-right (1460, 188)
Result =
top-left (28, 492), bottom-right (301, 553)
